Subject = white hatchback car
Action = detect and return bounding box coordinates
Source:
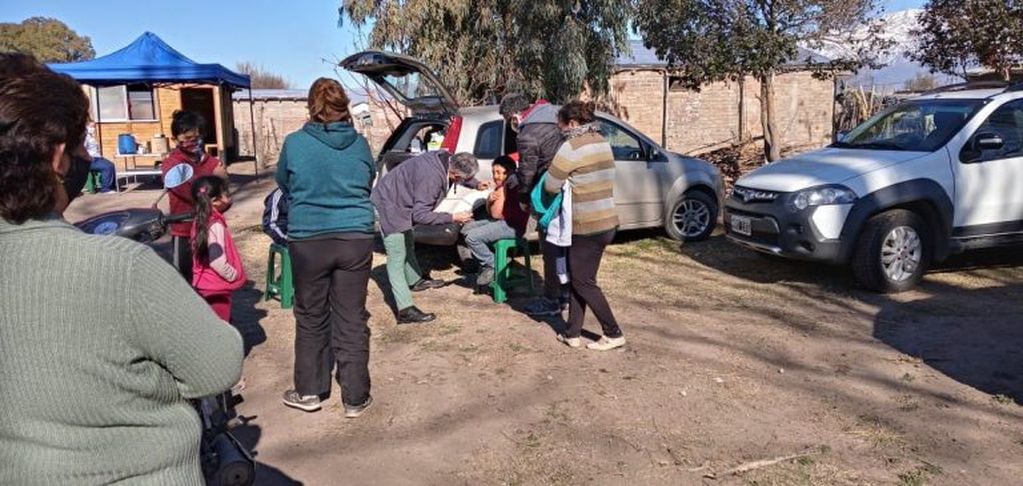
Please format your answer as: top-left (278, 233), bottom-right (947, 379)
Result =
top-left (341, 51), bottom-right (724, 243)
top-left (725, 82), bottom-right (1023, 292)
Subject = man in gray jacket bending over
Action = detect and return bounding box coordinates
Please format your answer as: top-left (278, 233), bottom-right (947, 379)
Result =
top-left (371, 151), bottom-right (479, 323)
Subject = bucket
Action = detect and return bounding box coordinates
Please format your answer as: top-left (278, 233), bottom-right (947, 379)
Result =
top-left (150, 134), bottom-right (169, 155)
top-left (117, 134), bottom-right (137, 155)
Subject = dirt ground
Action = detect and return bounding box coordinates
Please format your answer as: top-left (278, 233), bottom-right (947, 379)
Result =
top-left (66, 168), bottom-right (1023, 486)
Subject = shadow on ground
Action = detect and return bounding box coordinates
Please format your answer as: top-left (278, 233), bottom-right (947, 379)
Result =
top-left (873, 279), bottom-right (1023, 405)
top-left (230, 421), bottom-right (304, 485)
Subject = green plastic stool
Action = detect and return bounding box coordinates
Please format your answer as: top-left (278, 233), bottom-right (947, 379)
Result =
top-left (265, 243), bottom-right (294, 309)
top-left (491, 238), bottom-right (535, 303)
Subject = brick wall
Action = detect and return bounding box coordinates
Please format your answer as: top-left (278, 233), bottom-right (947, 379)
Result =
top-left (92, 86), bottom-right (181, 165)
top-left (232, 99), bottom-right (308, 165)
top-left (607, 69), bottom-right (836, 156)
top-left (92, 85), bottom-right (243, 167)
top-left (231, 98), bottom-right (404, 164)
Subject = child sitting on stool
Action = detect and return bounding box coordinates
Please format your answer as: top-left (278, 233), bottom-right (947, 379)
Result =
top-left (262, 186), bottom-right (289, 245)
top-left (461, 155), bottom-right (529, 287)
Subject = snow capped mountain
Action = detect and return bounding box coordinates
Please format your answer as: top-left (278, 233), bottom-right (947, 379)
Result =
top-left (813, 9), bottom-right (923, 65)
top-left (803, 9), bottom-right (962, 92)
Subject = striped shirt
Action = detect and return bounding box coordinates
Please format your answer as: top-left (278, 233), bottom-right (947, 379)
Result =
top-left (544, 130), bottom-right (619, 235)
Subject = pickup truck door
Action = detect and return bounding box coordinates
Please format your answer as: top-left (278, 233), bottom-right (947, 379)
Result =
top-left (952, 98), bottom-right (1023, 236)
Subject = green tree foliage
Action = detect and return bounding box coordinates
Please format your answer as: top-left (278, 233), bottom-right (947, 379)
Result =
top-left (633, 0), bottom-right (884, 161)
top-left (236, 62), bottom-right (291, 89)
top-left (910, 0), bottom-right (1023, 81)
top-left (339, 0), bottom-right (631, 104)
top-left (0, 17), bottom-right (94, 63)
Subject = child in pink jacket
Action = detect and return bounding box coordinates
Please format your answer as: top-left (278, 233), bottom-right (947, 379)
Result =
top-left (190, 176), bottom-right (246, 322)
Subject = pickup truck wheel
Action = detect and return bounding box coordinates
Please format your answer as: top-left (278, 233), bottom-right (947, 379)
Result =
top-left (666, 190), bottom-right (718, 242)
top-left (851, 209), bottom-right (930, 293)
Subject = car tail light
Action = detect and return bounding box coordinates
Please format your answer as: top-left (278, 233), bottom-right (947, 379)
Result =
top-left (441, 116), bottom-right (462, 153)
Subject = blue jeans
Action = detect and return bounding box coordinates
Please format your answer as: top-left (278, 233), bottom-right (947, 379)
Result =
top-left (90, 157), bottom-right (117, 192)
top-left (461, 219), bottom-right (516, 269)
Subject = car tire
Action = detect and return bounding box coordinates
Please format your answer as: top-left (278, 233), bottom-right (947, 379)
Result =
top-left (665, 190), bottom-right (718, 242)
top-left (851, 209), bottom-right (930, 293)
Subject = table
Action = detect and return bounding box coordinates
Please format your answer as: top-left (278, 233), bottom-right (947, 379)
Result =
top-left (114, 153), bottom-right (166, 188)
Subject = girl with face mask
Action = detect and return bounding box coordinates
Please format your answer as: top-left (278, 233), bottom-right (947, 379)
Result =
top-left (161, 110), bottom-right (228, 281)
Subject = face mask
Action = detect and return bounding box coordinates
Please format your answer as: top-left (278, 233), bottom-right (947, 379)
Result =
top-left (179, 137), bottom-right (204, 157)
top-left (63, 154), bottom-right (92, 203)
top-left (509, 115), bottom-right (521, 133)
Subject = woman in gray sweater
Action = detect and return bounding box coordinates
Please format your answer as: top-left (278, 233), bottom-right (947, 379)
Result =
top-left (0, 55), bottom-right (243, 485)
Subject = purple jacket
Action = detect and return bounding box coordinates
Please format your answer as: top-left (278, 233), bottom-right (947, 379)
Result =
top-left (371, 151), bottom-right (455, 236)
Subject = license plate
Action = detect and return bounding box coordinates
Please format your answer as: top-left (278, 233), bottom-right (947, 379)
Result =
top-left (731, 215), bottom-right (752, 236)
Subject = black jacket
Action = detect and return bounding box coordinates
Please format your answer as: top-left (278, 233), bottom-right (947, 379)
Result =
top-left (262, 187), bottom-right (289, 245)
top-left (506, 103), bottom-right (564, 200)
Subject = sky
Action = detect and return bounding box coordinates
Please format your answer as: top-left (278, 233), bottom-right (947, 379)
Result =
top-left (2, 0), bottom-right (926, 89)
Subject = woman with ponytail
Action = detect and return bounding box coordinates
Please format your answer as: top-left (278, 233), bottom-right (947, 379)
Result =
top-left (544, 100), bottom-right (625, 351)
top-left (190, 175), bottom-right (246, 322)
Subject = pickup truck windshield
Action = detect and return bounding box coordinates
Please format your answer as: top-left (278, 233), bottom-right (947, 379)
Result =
top-left (833, 99), bottom-right (984, 152)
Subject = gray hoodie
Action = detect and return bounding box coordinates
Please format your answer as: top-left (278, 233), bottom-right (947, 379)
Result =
top-left (371, 151), bottom-right (452, 235)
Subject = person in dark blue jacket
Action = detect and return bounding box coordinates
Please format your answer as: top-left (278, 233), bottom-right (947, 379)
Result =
top-left (261, 187), bottom-right (289, 246)
top-left (275, 78), bottom-right (376, 417)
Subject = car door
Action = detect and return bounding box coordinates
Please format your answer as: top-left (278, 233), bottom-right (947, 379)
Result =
top-left (597, 118), bottom-right (664, 227)
top-left (952, 98), bottom-right (1023, 235)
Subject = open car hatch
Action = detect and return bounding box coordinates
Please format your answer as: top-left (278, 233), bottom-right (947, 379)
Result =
top-left (340, 51), bottom-right (459, 116)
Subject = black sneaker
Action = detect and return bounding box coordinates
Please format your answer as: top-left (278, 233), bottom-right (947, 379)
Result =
top-left (344, 395), bottom-right (374, 418)
top-left (524, 297), bottom-right (561, 317)
top-left (282, 389), bottom-right (321, 412)
top-left (397, 306), bottom-right (436, 324)
top-left (411, 277), bottom-right (446, 292)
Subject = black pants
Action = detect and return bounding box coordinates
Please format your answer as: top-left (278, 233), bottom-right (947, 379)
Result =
top-left (566, 230), bottom-right (622, 339)
top-left (538, 230), bottom-right (567, 300)
top-left (172, 236), bottom-right (193, 282)
top-left (289, 237), bottom-right (373, 406)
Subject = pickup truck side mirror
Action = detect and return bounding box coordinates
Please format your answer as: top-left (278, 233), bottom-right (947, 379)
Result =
top-left (973, 132), bottom-right (1004, 152)
top-left (960, 132), bottom-right (1005, 163)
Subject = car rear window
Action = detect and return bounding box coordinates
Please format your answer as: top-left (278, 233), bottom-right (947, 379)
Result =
top-left (474, 120), bottom-right (503, 159)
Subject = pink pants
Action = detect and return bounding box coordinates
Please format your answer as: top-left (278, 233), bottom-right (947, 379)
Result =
top-left (204, 293), bottom-right (233, 322)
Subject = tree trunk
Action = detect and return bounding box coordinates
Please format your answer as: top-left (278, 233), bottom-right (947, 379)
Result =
top-left (759, 70), bottom-right (780, 163)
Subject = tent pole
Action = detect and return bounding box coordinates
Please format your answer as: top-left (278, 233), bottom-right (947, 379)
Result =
top-left (95, 86), bottom-right (105, 158)
top-left (248, 87), bottom-right (259, 180)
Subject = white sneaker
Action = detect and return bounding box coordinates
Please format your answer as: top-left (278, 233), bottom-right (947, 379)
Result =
top-left (556, 334), bottom-right (581, 348)
top-left (586, 335), bottom-right (626, 351)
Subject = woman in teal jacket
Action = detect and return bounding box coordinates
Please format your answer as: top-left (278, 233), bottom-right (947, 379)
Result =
top-left (275, 78), bottom-right (377, 417)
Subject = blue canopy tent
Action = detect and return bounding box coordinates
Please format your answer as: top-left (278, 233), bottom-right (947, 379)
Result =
top-left (50, 32), bottom-right (260, 178)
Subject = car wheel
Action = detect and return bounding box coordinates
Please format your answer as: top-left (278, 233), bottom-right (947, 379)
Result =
top-left (666, 190), bottom-right (718, 242)
top-left (851, 209), bottom-right (930, 293)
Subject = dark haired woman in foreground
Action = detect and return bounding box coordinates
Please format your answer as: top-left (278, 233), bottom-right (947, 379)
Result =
top-left (0, 57), bottom-right (242, 485)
